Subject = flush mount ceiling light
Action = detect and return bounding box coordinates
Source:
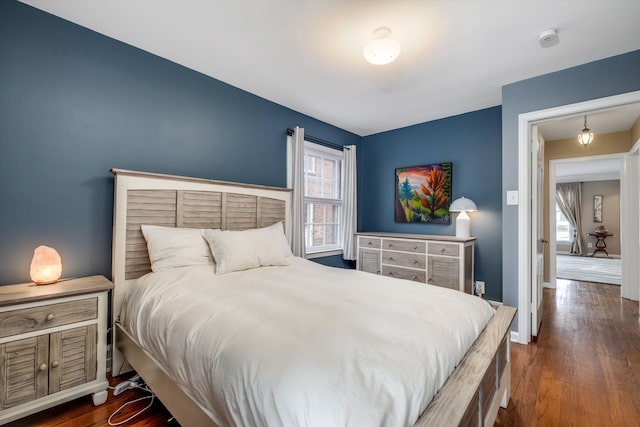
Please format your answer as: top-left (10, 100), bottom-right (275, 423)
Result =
top-left (538, 28), bottom-right (559, 48)
top-left (578, 115), bottom-right (595, 147)
top-left (363, 27), bottom-right (401, 65)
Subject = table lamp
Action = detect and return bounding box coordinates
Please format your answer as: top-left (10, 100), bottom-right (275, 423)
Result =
top-left (450, 197), bottom-right (478, 238)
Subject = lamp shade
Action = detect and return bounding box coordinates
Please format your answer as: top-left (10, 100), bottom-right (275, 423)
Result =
top-left (30, 245), bottom-right (62, 285)
top-left (450, 197), bottom-right (478, 212)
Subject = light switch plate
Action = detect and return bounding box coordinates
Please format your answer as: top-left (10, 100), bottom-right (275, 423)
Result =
top-left (507, 191), bottom-right (519, 205)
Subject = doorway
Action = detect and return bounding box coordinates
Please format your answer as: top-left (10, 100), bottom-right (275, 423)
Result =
top-left (548, 153), bottom-right (625, 289)
top-left (516, 90), bottom-right (640, 344)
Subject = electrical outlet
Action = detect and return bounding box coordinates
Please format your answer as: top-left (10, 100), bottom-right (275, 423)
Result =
top-left (588, 242), bottom-right (593, 248)
top-left (475, 281), bottom-right (485, 296)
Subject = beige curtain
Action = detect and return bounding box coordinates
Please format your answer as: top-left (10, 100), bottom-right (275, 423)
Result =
top-left (556, 182), bottom-right (585, 255)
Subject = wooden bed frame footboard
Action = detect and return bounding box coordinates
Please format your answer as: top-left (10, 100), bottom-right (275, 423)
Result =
top-left (111, 168), bottom-right (517, 427)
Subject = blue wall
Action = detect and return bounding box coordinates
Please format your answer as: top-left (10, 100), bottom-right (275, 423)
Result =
top-left (501, 49), bottom-right (640, 332)
top-left (360, 107), bottom-right (503, 300)
top-left (0, 1), bottom-right (359, 285)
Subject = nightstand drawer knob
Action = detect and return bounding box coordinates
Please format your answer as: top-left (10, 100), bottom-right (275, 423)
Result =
top-left (51, 361), bottom-right (59, 368)
top-left (39, 363), bottom-right (47, 371)
top-left (46, 313), bottom-right (54, 321)
top-left (441, 248), bottom-right (446, 253)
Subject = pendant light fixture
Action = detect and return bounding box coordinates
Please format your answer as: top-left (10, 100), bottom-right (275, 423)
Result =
top-left (578, 115), bottom-right (594, 147)
top-left (363, 27), bottom-right (401, 65)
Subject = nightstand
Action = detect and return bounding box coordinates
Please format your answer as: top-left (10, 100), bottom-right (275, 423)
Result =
top-left (0, 275), bottom-right (113, 425)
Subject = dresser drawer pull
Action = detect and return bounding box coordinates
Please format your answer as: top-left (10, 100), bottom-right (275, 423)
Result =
top-left (441, 248), bottom-right (446, 253)
top-left (388, 243), bottom-right (393, 247)
top-left (368, 242), bottom-right (373, 246)
top-left (388, 256), bottom-right (394, 261)
top-left (46, 313), bottom-right (55, 321)
top-left (413, 260), bottom-right (419, 264)
top-left (413, 246), bottom-right (418, 250)
top-left (39, 363), bottom-right (47, 371)
top-left (51, 361), bottom-right (59, 368)
top-left (412, 275), bottom-right (418, 280)
top-left (388, 272), bottom-right (395, 276)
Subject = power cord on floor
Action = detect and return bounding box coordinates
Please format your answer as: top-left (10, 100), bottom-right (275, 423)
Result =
top-left (107, 381), bottom-right (155, 426)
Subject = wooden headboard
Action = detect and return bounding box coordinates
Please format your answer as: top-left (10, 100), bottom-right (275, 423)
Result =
top-left (110, 168), bottom-right (291, 373)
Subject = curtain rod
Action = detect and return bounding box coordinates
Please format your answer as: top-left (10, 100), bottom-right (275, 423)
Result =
top-left (286, 128), bottom-right (350, 151)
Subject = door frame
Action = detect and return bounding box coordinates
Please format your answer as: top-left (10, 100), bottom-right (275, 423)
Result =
top-left (517, 89), bottom-right (640, 344)
top-left (621, 138), bottom-right (640, 302)
top-left (548, 152), bottom-right (626, 290)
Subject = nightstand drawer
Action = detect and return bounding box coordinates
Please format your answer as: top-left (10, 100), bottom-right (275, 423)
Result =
top-left (382, 251), bottom-right (426, 269)
top-left (381, 265), bottom-right (426, 283)
top-left (382, 239), bottom-right (426, 253)
top-left (428, 242), bottom-right (459, 256)
top-left (0, 298), bottom-right (97, 338)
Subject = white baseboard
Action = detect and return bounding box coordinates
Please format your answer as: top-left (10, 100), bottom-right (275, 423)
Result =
top-left (510, 331), bottom-right (520, 343)
top-left (543, 281), bottom-right (555, 289)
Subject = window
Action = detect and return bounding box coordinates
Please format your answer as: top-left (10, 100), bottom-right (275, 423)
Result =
top-left (303, 141), bottom-right (343, 254)
top-left (555, 206), bottom-right (572, 242)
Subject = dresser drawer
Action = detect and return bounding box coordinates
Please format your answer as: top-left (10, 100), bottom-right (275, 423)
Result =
top-left (382, 251), bottom-right (426, 269)
top-left (0, 298), bottom-right (98, 338)
top-left (382, 239), bottom-right (426, 253)
top-left (359, 237), bottom-right (381, 249)
top-left (428, 242), bottom-right (459, 256)
top-left (381, 265), bottom-right (426, 283)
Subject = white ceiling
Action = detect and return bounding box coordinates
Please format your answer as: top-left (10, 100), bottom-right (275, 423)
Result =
top-left (19, 0), bottom-right (640, 136)
top-left (555, 157), bottom-right (622, 184)
top-left (537, 104), bottom-right (640, 141)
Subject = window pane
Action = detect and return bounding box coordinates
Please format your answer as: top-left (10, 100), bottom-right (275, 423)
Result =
top-left (304, 202), bottom-right (340, 250)
top-left (556, 207), bottom-right (572, 242)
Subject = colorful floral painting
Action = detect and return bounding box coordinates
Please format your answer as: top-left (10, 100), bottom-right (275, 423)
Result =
top-left (395, 163), bottom-right (452, 224)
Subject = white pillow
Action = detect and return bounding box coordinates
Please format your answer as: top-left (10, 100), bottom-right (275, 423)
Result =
top-left (266, 222), bottom-right (294, 258)
top-left (140, 225), bottom-right (212, 272)
top-left (202, 227), bottom-right (289, 275)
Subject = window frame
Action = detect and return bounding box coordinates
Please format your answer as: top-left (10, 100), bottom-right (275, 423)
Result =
top-left (302, 141), bottom-right (344, 256)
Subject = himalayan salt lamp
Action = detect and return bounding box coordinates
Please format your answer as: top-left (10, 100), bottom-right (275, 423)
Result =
top-left (30, 245), bottom-right (62, 285)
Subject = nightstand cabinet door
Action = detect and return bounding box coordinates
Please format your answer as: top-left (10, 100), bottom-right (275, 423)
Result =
top-left (0, 336), bottom-right (49, 410)
top-left (49, 325), bottom-right (97, 394)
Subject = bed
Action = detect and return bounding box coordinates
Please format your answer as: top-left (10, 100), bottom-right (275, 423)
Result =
top-left (110, 168), bottom-right (516, 427)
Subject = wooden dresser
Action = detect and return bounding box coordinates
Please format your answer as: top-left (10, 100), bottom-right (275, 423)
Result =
top-left (356, 232), bottom-right (476, 293)
top-left (0, 276), bottom-right (113, 425)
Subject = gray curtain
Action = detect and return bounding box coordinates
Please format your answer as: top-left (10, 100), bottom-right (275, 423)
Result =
top-left (556, 183), bottom-right (585, 255)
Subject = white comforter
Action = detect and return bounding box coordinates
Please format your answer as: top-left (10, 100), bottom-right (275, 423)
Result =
top-left (122, 258), bottom-right (494, 427)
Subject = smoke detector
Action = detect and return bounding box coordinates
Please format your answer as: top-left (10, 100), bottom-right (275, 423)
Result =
top-left (538, 29), bottom-right (559, 48)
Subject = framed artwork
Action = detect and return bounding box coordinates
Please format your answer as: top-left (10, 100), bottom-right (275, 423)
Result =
top-left (593, 195), bottom-right (603, 223)
top-left (395, 163), bottom-right (452, 224)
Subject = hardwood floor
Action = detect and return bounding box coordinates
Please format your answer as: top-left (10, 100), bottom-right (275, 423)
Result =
top-left (5, 374), bottom-right (177, 427)
top-left (495, 279), bottom-right (640, 426)
top-left (7, 278), bottom-right (639, 426)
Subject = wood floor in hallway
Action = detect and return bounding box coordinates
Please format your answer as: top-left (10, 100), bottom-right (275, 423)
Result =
top-left (495, 279), bottom-right (640, 426)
